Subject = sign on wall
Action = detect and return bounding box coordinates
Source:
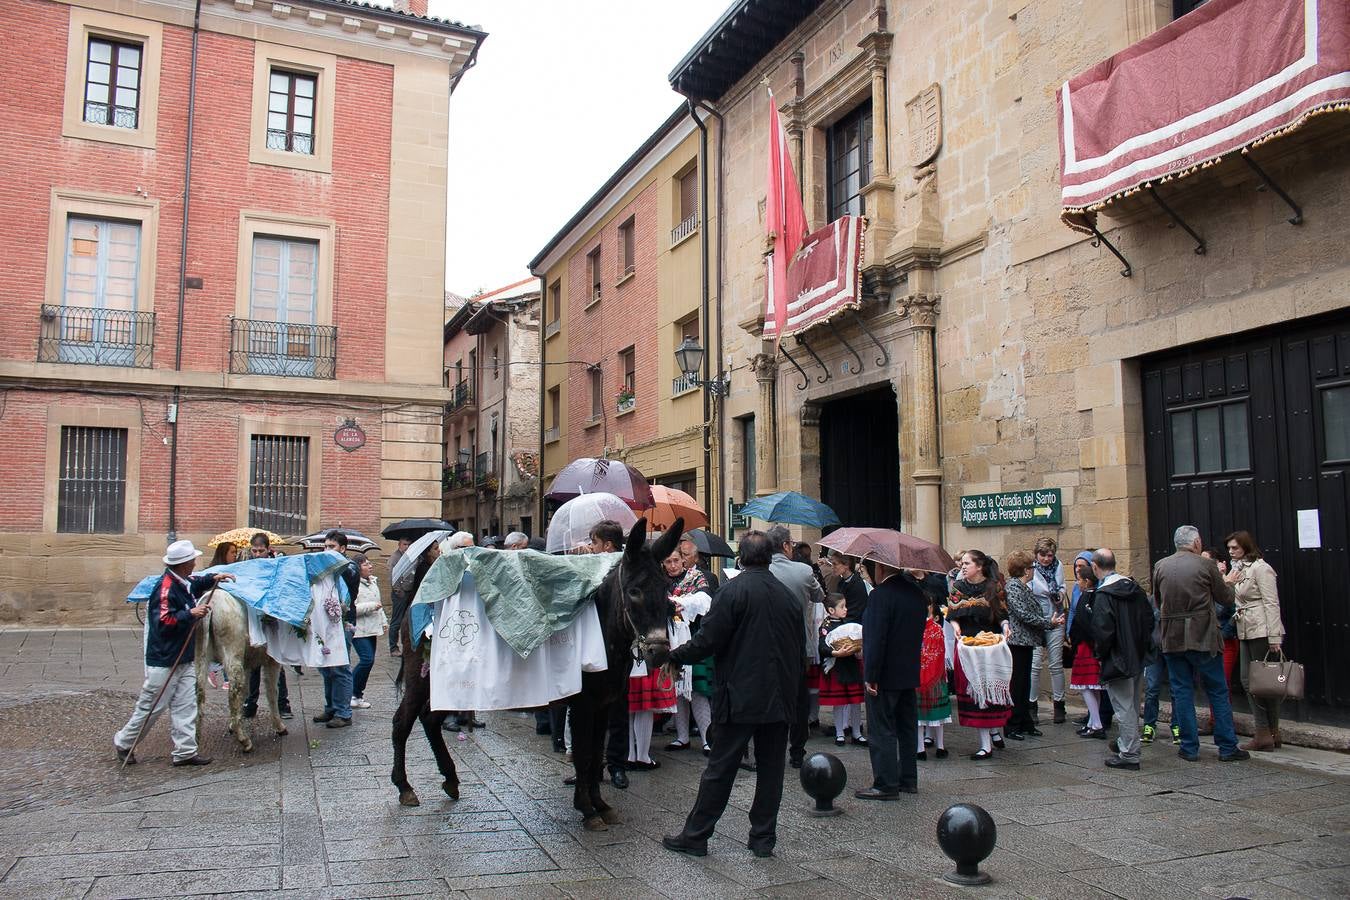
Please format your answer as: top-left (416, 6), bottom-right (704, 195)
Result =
top-left (334, 419), bottom-right (366, 452)
top-left (960, 488), bottom-right (1062, 528)
top-left (727, 500), bottom-right (750, 536)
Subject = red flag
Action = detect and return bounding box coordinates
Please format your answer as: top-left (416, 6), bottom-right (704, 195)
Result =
top-left (764, 91), bottom-right (807, 346)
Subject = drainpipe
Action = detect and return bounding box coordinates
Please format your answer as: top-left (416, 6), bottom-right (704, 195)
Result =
top-left (687, 100), bottom-right (713, 530)
top-left (167, 0), bottom-right (202, 541)
top-left (696, 100), bottom-right (725, 535)
top-left (536, 275), bottom-right (546, 529)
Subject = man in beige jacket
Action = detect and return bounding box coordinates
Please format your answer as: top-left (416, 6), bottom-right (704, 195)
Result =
top-left (1152, 525), bottom-right (1248, 762)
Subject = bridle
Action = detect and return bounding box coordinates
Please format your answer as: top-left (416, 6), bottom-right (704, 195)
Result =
top-left (612, 557), bottom-right (673, 686)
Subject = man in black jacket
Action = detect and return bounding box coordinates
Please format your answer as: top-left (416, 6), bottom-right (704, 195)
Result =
top-left (857, 562), bottom-right (928, 799)
top-left (662, 531), bottom-right (805, 859)
top-left (1091, 548), bottom-right (1157, 770)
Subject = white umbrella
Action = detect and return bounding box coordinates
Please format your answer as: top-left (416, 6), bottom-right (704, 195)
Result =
top-left (546, 492), bottom-right (637, 553)
top-left (391, 529), bottom-right (450, 585)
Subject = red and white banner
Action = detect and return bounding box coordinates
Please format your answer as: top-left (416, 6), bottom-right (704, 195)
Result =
top-left (764, 91), bottom-right (807, 346)
top-left (1058, 0), bottom-right (1350, 229)
top-left (762, 215), bottom-right (865, 341)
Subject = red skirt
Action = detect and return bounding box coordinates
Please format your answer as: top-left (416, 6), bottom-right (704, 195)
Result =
top-left (628, 669), bottom-right (676, 712)
top-left (818, 667), bottom-right (864, 706)
top-left (805, 664), bottom-right (822, 692)
top-left (1069, 642), bottom-right (1101, 689)
top-left (953, 648), bottom-right (1011, 728)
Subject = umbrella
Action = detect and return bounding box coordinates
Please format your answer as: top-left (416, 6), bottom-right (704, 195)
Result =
top-left (546, 457), bottom-right (655, 511)
top-left (207, 528), bottom-right (285, 549)
top-left (643, 485), bottom-right (708, 530)
top-left (391, 529), bottom-right (451, 585)
top-left (683, 528), bottom-right (734, 558)
top-left (738, 491), bottom-right (841, 528)
top-left (294, 528), bottom-right (379, 553)
top-left (546, 492), bottom-right (637, 553)
top-left (817, 527), bottom-right (955, 575)
top-left (382, 518), bottom-right (453, 542)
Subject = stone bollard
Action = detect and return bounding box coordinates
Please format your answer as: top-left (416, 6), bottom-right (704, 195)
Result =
top-left (936, 803), bottom-right (996, 885)
top-left (799, 751), bottom-right (846, 816)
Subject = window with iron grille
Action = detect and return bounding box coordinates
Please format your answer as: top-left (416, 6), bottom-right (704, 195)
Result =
top-left (266, 69), bottom-right (316, 155)
top-left (57, 426), bottom-right (128, 533)
top-left (618, 216), bottom-right (635, 277)
top-left (248, 434), bottom-right (309, 533)
top-left (84, 37), bottom-right (142, 129)
top-left (827, 100), bottom-right (873, 221)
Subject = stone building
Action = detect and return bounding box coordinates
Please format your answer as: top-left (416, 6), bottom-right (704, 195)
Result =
top-left (670, 0), bottom-right (1349, 708)
top-left (0, 0), bottom-right (484, 623)
top-left (530, 108), bottom-right (721, 523)
top-left (441, 278), bottom-right (542, 539)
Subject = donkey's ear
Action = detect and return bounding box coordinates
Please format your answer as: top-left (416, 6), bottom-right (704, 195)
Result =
top-left (624, 518), bottom-right (648, 563)
top-left (650, 517), bottom-right (684, 564)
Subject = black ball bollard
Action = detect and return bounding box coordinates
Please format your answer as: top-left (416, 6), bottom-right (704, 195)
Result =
top-left (799, 752), bottom-right (846, 817)
top-left (936, 803), bottom-right (996, 886)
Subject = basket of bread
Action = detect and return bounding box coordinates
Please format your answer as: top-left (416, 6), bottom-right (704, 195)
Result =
top-left (959, 630), bottom-right (1004, 648)
top-left (825, 622), bottom-right (863, 656)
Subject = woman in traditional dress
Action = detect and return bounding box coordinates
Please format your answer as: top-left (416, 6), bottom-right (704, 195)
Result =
top-left (946, 549), bottom-right (1011, 760)
top-left (667, 554), bottom-right (713, 753)
top-left (1068, 567), bottom-right (1106, 739)
top-left (916, 595), bottom-right (952, 760)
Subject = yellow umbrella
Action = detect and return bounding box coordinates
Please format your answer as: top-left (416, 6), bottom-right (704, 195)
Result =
top-left (207, 528), bottom-right (286, 549)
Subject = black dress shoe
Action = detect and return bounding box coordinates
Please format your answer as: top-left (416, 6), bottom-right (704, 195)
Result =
top-left (1219, 749), bottom-right (1251, 762)
top-left (609, 766), bottom-right (629, 789)
top-left (1005, 731), bottom-right (1025, 741)
top-left (171, 755), bottom-right (213, 767)
top-left (114, 745), bottom-right (137, 765)
top-left (563, 774), bottom-right (577, 785)
top-left (1023, 727), bottom-right (1044, 737)
top-left (935, 748), bottom-right (949, 759)
top-left (663, 834), bottom-right (707, 857)
top-left (854, 787), bottom-right (900, 801)
top-left (1104, 755), bottom-right (1140, 770)
top-left (1078, 726), bottom-right (1107, 740)
top-left (1177, 750), bottom-right (1199, 762)
top-left (749, 845), bottom-right (774, 858)
top-left (312, 711), bottom-right (333, 723)
top-left (992, 737), bottom-right (1006, 750)
top-left (971, 749), bottom-right (993, 760)
top-left (916, 751), bottom-right (927, 761)
top-left (789, 756), bottom-right (803, 769)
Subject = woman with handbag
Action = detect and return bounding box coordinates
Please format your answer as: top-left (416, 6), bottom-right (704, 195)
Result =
top-left (1223, 531), bottom-right (1285, 751)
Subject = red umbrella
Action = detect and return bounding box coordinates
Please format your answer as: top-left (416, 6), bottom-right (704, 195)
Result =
top-left (643, 485), bottom-right (708, 530)
top-left (545, 457), bottom-right (655, 511)
top-left (817, 528), bottom-right (955, 575)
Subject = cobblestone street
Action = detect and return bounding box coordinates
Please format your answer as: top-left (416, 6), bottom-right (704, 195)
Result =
top-left (1, 627), bottom-right (1348, 899)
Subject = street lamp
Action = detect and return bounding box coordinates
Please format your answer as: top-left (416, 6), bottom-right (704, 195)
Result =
top-left (675, 337), bottom-right (730, 396)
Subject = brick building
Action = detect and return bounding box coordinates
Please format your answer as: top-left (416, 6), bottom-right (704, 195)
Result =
top-left (0, 0), bottom-right (485, 623)
top-left (442, 278), bottom-right (542, 540)
top-left (530, 109), bottom-right (720, 524)
top-left (669, 0), bottom-right (1349, 709)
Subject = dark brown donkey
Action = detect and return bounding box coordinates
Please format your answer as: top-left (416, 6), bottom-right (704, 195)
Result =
top-left (389, 518), bottom-right (679, 828)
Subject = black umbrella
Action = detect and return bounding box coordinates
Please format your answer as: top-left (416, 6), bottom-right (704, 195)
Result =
top-left (684, 528), bottom-right (735, 558)
top-left (294, 528), bottom-right (379, 553)
top-left (382, 518), bottom-right (453, 541)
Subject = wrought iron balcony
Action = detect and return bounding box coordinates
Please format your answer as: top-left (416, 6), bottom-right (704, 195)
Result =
top-left (672, 371), bottom-right (699, 396)
top-left (38, 304), bottom-right (154, 368)
top-left (228, 317), bottom-right (336, 379)
top-left (474, 451), bottom-right (497, 490)
top-left (445, 461), bottom-right (475, 492)
top-left (446, 378), bottom-right (475, 415)
top-left (671, 214), bottom-right (698, 245)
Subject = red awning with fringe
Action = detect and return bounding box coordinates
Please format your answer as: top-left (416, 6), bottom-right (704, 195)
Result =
top-left (1058, 0), bottom-right (1350, 232)
top-left (762, 215), bottom-right (865, 341)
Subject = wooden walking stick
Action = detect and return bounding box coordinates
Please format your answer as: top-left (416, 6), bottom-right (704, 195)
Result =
top-left (120, 599), bottom-right (211, 771)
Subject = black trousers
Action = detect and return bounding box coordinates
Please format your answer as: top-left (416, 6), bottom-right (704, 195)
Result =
top-left (1008, 644), bottom-right (1036, 734)
top-left (865, 688), bottom-right (918, 793)
top-left (387, 592), bottom-right (411, 651)
top-left (245, 667), bottom-right (289, 710)
top-left (787, 673), bottom-right (810, 763)
top-left (680, 721), bottom-right (789, 851)
top-left (605, 689), bottom-right (628, 769)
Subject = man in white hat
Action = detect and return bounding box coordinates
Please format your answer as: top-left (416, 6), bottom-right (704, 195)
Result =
top-left (114, 540), bottom-right (234, 766)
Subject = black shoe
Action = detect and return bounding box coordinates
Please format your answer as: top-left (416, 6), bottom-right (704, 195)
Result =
top-left (1177, 750), bottom-right (1199, 762)
top-left (916, 751), bottom-right (927, 761)
top-left (171, 755), bottom-right (213, 767)
top-left (851, 735), bottom-right (868, 746)
top-left (563, 774), bottom-right (577, 785)
top-left (242, 705), bottom-right (258, 719)
top-left (609, 766), bottom-right (629, 789)
top-left (924, 737), bottom-right (934, 747)
top-left (279, 707), bottom-right (294, 720)
top-left (935, 748), bottom-right (949, 759)
top-left (749, 845), bottom-right (774, 858)
top-left (663, 834), bottom-right (707, 857)
top-left (971, 749), bottom-right (993, 760)
top-left (312, 711), bottom-right (333, 723)
top-left (536, 723), bottom-right (552, 736)
top-left (1053, 701), bottom-right (1067, 724)
top-left (326, 717), bottom-right (352, 729)
top-left (552, 740), bottom-right (566, 753)
top-left (1219, 749), bottom-right (1251, 762)
top-left (666, 740), bottom-right (691, 751)
top-left (992, 737), bottom-right (1006, 750)
top-left (854, 788), bottom-right (900, 801)
top-left (629, 759), bottom-right (660, 771)
top-left (114, 744), bottom-right (137, 765)
top-left (1005, 731), bottom-right (1025, 741)
top-left (1029, 701), bottom-right (1040, 726)
top-left (1074, 714), bottom-right (1090, 726)
top-left (789, 756), bottom-right (803, 769)
top-left (738, 760), bottom-right (758, 772)
top-left (1105, 755), bottom-right (1140, 770)
top-left (1023, 727), bottom-right (1044, 737)
top-left (1078, 725), bottom-right (1106, 739)
top-left (443, 720), bottom-right (461, 732)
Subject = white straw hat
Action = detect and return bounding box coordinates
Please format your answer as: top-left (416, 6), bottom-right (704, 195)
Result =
top-left (163, 540), bottom-right (203, 566)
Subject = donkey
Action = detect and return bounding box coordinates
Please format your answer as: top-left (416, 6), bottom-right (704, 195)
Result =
top-left (390, 614), bottom-right (460, 808)
top-left (194, 588), bottom-right (288, 753)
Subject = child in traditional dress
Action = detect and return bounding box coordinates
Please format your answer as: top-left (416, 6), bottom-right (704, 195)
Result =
top-left (818, 593), bottom-right (866, 746)
top-left (917, 598), bottom-right (952, 760)
top-left (1068, 568), bottom-right (1106, 738)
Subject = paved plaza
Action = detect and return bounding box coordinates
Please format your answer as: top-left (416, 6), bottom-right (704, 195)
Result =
top-left (0, 627), bottom-right (1347, 899)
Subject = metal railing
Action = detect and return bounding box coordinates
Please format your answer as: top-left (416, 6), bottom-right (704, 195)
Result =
top-left (474, 451), bottom-right (495, 487)
top-left (228, 317), bottom-right (336, 378)
top-left (447, 378), bottom-right (475, 413)
top-left (671, 214), bottom-right (698, 245)
top-left (445, 461), bottom-right (474, 491)
top-left (672, 371), bottom-right (699, 395)
top-left (38, 304), bottom-right (155, 368)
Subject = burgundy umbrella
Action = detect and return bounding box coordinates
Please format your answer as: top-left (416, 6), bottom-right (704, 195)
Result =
top-left (545, 457), bottom-right (655, 511)
top-left (817, 528), bottom-right (955, 575)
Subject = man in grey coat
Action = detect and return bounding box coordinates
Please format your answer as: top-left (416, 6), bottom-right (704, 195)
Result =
top-left (766, 524), bottom-right (825, 768)
top-left (1152, 525), bottom-right (1248, 762)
